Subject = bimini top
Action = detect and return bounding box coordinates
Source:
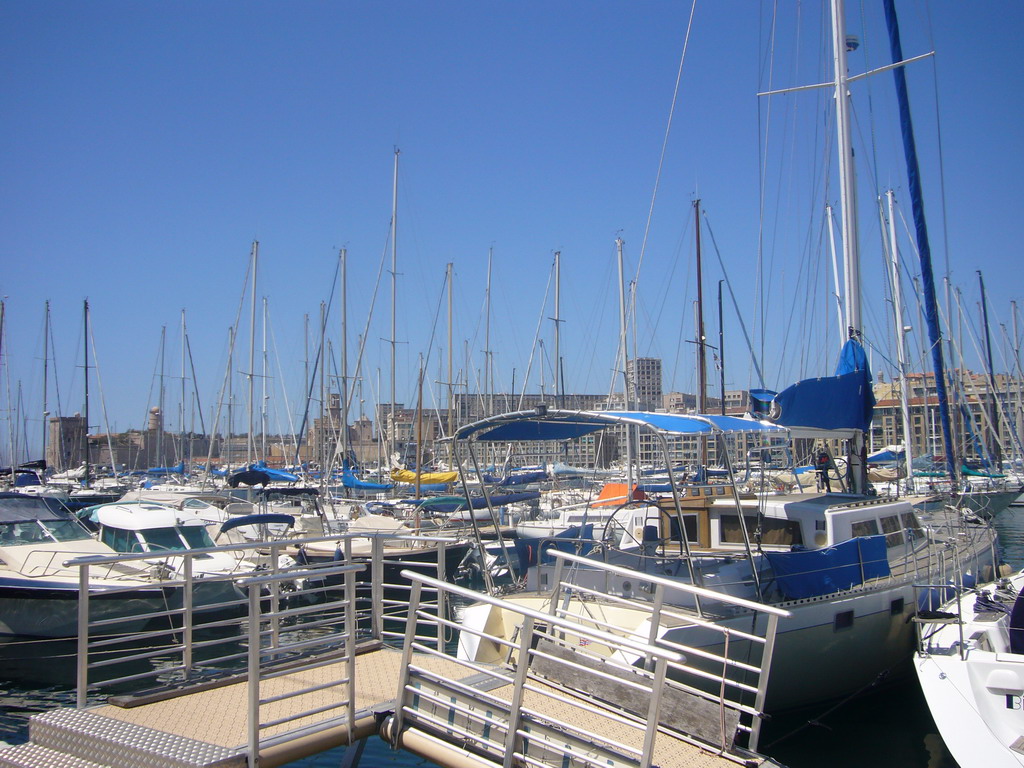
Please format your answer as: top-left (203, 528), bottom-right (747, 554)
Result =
top-left (453, 408), bottom-right (787, 443)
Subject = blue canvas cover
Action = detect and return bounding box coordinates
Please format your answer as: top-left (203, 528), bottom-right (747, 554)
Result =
top-left (769, 340), bottom-right (875, 434)
top-left (341, 471), bottom-right (394, 491)
top-left (765, 535), bottom-right (890, 600)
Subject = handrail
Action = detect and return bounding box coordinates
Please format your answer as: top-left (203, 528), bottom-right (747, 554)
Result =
top-left (552, 550), bottom-right (792, 618)
top-left (400, 569), bottom-right (684, 663)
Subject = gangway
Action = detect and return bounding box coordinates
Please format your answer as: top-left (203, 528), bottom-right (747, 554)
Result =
top-left (0, 535), bottom-right (787, 768)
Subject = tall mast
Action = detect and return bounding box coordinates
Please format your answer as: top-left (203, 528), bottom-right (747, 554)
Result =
top-left (158, 324), bottom-right (166, 469)
top-left (887, 191), bottom-right (915, 491)
top-left (883, 0), bottom-right (958, 488)
top-left (553, 251), bottom-right (562, 408)
top-left (830, 0), bottom-right (862, 341)
top-left (829, 0), bottom-right (870, 494)
top-left (82, 300), bottom-right (90, 489)
top-left (694, 199), bottom-right (708, 414)
top-left (42, 301), bottom-right (50, 465)
top-left (616, 237), bottom-right (633, 486)
top-left (446, 261), bottom-right (453, 448)
top-left (261, 297), bottom-right (268, 461)
top-left (485, 248), bottom-right (492, 417)
top-left (978, 270), bottom-right (1001, 467)
top-left (247, 240), bottom-right (258, 466)
top-left (181, 309), bottom-right (187, 467)
top-left (340, 248), bottom-right (349, 473)
top-left (390, 148), bottom-right (399, 462)
top-left (718, 280), bottom-right (726, 415)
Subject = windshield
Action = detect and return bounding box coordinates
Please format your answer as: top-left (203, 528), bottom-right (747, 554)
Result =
top-left (0, 518), bottom-right (93, 545)
top-left (180, 525), bottom-right (214, 549)
top-left (140, 527), bottom-right (188, 551)
top-left (138, 525), bottom-right (215, 552)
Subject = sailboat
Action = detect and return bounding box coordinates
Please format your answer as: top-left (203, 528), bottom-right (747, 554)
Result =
top-left (454, 0), bottom-right (1001, 716)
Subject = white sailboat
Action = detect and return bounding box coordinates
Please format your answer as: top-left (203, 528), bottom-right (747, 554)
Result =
top-left (455, 0), bottom-right (1001, 717)
top-left (914, 570), bottom-right (1024, 767)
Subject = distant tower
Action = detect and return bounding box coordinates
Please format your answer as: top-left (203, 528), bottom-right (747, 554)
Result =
top-left (148, 407), bottom-right (162, 431)
top-left (627, 358), bottom-right (663, 411)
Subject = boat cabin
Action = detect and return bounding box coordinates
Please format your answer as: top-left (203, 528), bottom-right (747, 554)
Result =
top-left (608, 489), bottom-right (923, 554)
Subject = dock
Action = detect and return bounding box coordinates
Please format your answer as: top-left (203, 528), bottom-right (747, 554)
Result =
top-left (0, 534), bottom-right (787, 768)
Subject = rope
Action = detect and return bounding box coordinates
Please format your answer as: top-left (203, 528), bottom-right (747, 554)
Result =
top-left (761, 666), bottom-right (894, 750)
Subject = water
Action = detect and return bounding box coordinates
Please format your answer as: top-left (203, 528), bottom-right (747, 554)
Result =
top-left (4, 510), bottom-right (1023, 767)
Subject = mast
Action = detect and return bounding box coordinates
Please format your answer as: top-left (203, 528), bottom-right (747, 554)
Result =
top-left (485, 248), bottom-right (493, 417)
top-left (887, 191), bottom-right (915, 491)
top-left (82, 299), bottom-right (90, 489)
top-left (247, 240), bottom-right (258, 466)
top-left (978, 271), bottom-right (1001, 467)
top-left (718, 280), bottom-right (726, 416)
top-left (158, 324), bottom-right (166, 470)
top-left (389, 148), bottom-right (399, 463)
top-left (694, 200), bottom-right (708, 414)
top-left (341, 248), bottom-right (349, 474)
top-left (261, 297), bottom-right (268, 461)
top-left (882, 0), bottom-right (958, 488)
top-left (553, 251), bottom-right (562, 408)
top-left (830, 0), bottom-right (862, 341)
top-left (616, 237), bottom-right (633, 487)
top-left (446, 261), bottom-right (453, 452)
top-left (181, 309), bottom-right (187, 467)
top-left (829, 0), bottom-right (869, 494)
top-left (42, 301), bottom-right (49, 467)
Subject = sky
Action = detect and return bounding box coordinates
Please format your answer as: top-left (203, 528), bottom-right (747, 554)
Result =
top-left (1, 1), bottom-right (1022, 462)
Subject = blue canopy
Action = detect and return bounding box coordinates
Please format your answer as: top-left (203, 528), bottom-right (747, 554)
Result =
top-left (454, 408), bottom-right (786, 443)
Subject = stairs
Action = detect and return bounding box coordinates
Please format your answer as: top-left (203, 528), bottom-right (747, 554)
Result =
top-left (0, 709), bottom-right (244, 768)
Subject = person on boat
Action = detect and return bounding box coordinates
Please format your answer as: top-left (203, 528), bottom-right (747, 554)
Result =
top-left (817, 451), bottom-right (833, 492)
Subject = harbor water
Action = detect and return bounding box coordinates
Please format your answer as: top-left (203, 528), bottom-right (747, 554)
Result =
top-left (2, 509), bottom-right (1022, 767)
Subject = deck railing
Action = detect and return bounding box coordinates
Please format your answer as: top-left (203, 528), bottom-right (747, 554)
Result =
top-left (65, 531), bottom-right (460, 708)
top-left (392, 550), bottom-right (790, 765)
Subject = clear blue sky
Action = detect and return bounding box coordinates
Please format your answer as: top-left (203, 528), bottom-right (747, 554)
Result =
top-left (1, 1), bottom-right (1021, 462)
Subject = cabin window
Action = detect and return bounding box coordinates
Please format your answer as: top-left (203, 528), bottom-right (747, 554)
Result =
top-left (890, 598), bottom-right (905, 615)
top-left (850, 520), bottom-right (879, 538)
top-left (880, 515), bottom-right (905, 548)
top-left (901, 512), bottom-right (923, 536)
top-left (101, 527), bottom-right (139, 553)
top-left (666, 514), bottom-right (699, 544)
top-left (715, 486), bottom-right (726, 496)
top-left (720, 515), bottom-right (803, 547)
top-left (143, 527), bottom-right (188, 552)
top-left (834, 610), bottom-right (854, 631)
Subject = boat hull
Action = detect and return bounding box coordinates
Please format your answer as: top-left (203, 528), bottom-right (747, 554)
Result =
top-left (0, 580), bottom-right (168, 638)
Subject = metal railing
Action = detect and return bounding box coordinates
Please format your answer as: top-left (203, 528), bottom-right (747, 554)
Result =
top-left (66, 530), bottom-right (462, 711)
top-left (391, 551), bottom-right (790, 766)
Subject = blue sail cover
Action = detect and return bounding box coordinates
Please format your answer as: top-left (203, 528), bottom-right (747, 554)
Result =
top-left (341, 471), bottom-right (394, 491)
top-left (765, 535), bottom-right (890, 599)
top-left (251, 462), bottom-right (299, 483)
top-left (768, 340), bottom-right (875, 435)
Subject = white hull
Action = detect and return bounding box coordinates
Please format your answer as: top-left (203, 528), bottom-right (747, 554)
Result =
top-left (915, 571), bottom-right (1024, 767)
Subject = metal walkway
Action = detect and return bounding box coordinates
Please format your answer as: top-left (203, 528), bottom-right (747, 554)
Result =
top-left (0, 538), bottom-right (787, 768)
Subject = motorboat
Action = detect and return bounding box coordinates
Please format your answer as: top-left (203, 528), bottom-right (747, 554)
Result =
top-left (0, 492), bottom-right (185, 638)
top-left (914, 570), bottom-right (1024, 767)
